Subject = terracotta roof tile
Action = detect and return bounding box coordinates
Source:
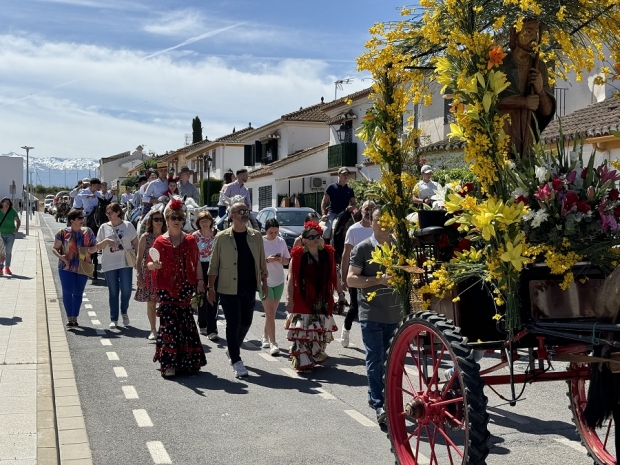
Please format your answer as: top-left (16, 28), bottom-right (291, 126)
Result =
top-left (542, 99), bottom-right (620, 143)
top-left (249, 142), bottom-right (329, 178)
top-left (322, 87), bottom-right (372, 110)
top-left (418, 138), bottom-right (466, 153)
top-left (101, 151), bottom-right (130, 164)
top-left (214, 126), bottom-right (255, 143)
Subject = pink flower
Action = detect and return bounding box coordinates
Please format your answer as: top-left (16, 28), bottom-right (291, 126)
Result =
top-left (566, 171), bottom-right (577, 184)
top-left (599, 165), bottom-right (620, 184)
top-left (587, 186), bottom-right (595, 201)
top-left (534, 184), bottom-right (553, 202)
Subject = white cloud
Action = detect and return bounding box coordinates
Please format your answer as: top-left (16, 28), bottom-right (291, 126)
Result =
top-left (143, 9), bottom-right (207, 37)
top-left (0, 34), bottom-right (367, 159)
top-left (35, 0), bottom-right (145, 11)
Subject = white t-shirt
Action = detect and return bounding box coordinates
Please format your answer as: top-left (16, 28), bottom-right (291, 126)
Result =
top-left (96, 221), bottom-right (138, 272)
top-left (344, 222), bottom-right (374, 248)
top-left (416, 180), bottom-right (438, 199)
top-left (263, 236), bottom-right (290, 287)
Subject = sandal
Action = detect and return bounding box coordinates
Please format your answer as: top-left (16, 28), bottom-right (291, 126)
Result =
top-left (163, 368), bottom-right (176, 377)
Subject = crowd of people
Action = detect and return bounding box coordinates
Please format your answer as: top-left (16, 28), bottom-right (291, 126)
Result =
top-left (48, 162), bottom-right (432, 427)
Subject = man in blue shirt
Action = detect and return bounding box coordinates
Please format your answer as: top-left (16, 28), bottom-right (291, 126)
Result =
top-left (142, 162), bottom-right (170, 215)
top-left (73, 178), bottom-right (103, 215)
top-left (223, 168), bottom-right (251, 208)
top-left (320, 167), bottom-right (357, 243)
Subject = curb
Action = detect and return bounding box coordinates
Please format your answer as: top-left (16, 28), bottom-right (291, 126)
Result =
top-left (36, 221), bottom-right (94, 464)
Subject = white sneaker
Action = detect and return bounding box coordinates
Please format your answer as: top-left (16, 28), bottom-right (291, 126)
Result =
top-left (269, 343), bottom-right (280, 356)
top-left (108, 321), bottom-right (117, 329)
top-left (122, 314), bottom-right (130, 326)
top-left (261, 336), bottom-right (270, 348)
top-left (147, 330), bottom-right (156, 340)
top-left (232, 361), bottom-right (248, 378)
top-left (341, 328), bottom-right (350, 348)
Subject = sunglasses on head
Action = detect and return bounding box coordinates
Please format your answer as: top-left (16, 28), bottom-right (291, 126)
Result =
top-left (305, 234), bottom-right (321, 240)
top-left (169, 215), bottom-right (185, 221)
top-left (152, 217), bottom-right (164, 222)
top-left (233, 209), bottom-right (249, 215)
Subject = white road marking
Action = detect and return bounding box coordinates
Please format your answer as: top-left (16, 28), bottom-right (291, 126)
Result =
top-left (87, 311), bottom-right (97, 317)
top-left (217, 320), bottom-right (224, 326)
top-left (84, 304), bottom-right (93, 309)
top-left (83, 293), bottom-right (86, 296)
top-left (146, 441), bottom-right (172, 464)
top-left (91, 319), bottom-right (101, 325)
top-left (313, 387), bottom-right (336, 400)
top-left (101, 339), bottom-right (112, 346)
top-left (106, 352), bottom-right (119, 361)
top-left (553, 437), bottom-right (587, 454)
top-left (281, 368), bottom-right (302, 379)
top-left (83, 298), bottom-right (89, 302)
top-left (133, 409), bottom-right (153, 427)
top-left (258, 353), bottom-right (278, 362)
top-left (122, 386), bottom-right (139, 399)
top-left (114, 367), bottom-right (128, 378)
top-left (344, 409), bottom-right (377, 427)
top-left (95, 329), bottom-right (105, 335)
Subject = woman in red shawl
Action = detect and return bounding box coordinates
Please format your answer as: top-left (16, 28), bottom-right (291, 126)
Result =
top-left (147, 199), bottom-right (206, 377)
top-left (285, 221), bottom-right (346, 372)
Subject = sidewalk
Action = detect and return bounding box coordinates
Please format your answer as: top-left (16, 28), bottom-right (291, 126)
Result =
top-left (0, 213), bottom-right (92, 464)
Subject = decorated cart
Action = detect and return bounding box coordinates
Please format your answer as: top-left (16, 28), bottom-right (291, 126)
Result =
top-left (356, 1), bottom-right (620, 463)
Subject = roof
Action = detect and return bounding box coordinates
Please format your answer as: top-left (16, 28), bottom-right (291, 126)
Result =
top-left (249, 142), bottom-right (329, 178)
top-left (418, 138), bottom-right (466, 153)
top-left (214, 125), bottom-right (255, 143)
top-left (542, 99), bottom-right (620, 143)
top-left (251, 102), bottom-right (330, 135)
top-left (100, 151), bottom-right (130, 164)
top-left (322, 87), bottom-right (372, 111)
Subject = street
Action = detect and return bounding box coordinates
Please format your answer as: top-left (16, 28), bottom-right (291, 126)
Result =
top-left (38, 212), bottom-right (596, 465)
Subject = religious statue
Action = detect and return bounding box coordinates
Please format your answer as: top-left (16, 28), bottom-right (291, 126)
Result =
top-left (497, 19), bottom-right (556, 159)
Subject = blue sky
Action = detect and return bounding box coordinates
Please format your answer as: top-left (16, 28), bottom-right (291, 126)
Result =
top-left (0, 0), bottom-right (410, 159)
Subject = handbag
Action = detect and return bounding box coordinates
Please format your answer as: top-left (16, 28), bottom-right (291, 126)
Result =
top-left (111, 223), bottom-right (137, 268)
top-left (77, 259), bottom-right (94, 278)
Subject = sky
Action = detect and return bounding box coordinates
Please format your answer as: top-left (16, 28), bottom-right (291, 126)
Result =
top-left (0, 0), bottom-right (411, 160)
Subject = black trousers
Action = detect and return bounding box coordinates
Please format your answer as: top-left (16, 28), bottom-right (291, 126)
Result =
top-left (219, 290), bottom-right (256, 364)
top-left (344, 287), bottom-right (359, 331)
top-left (198, 262), bottom-right (218, 333)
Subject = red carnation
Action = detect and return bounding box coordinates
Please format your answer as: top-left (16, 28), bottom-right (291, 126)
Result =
top-left (565, 192), bottom-right (579, 207)
top-left (577, 201), bottom-right (591, 214)
top-left (303, 221), bottom-right (323, 235)
top-left (515, 195), bottom-right (529, 205)
top-left (551, 177), bottom-right (563, 192)
top-left (169, 199), bottom-right (183, 211)
top-left (581, 168), bottom-right (588, 179)
top-left (609, 189), bottom-right (620, 201)
top-left (457, 238), bottom-right (471, 250)
top-left (459, 182), bottom-right (475, 197)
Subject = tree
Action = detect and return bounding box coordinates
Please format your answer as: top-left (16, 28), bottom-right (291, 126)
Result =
top-left (192, 116), bottom-right (203, 144)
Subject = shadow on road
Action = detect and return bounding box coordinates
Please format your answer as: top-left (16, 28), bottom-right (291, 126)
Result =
top-left (2, 274), bottom-right (33, 280)
top-left (68, 325), bottom-right (151, 339)
top-left (0, 316), bottom-right (23, 326)
top-left (173, 371), bottom-right (249, 396)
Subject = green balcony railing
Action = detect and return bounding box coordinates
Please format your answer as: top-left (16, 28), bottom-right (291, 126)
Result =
top-left (327, 142), bottom-right (357, 169)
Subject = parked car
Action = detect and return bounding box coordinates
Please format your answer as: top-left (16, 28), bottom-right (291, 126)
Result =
top-left (215, 211), bottom-right (261, 231)
top-left (256, 207), bottom-right (319, 249)
top-left (54, 191), bottom-right (71, 206)
top-left (44, 198), bottom-right (54, 213)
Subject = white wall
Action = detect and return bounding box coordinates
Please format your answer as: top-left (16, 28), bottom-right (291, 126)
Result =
top-left (282, 123), bottom-right (328, 156)
top-left (0, 157), bottom-right (24, 203)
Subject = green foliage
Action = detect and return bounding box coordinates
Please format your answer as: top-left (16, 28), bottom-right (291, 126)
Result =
top-left (348, 178), bottom-right (387, 204)
top-left (122, 176), bottom-right (138, 187)
top-left (200, 177), bottom-right (223, 206)
top-left (192, 116), bottom-right (203, 144)
top-left (33, 185), bottom-right (72, 195)
top-left (432, 167), bottom-right (477, 186)
top-left (143, 157), bottom-right (158, 170)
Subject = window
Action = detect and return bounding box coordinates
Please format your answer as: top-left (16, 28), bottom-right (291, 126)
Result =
top-left (211, 149), bottom-right (216, 169)
top-left (444, 89), bottom-right (455, 125)
top-left (258, 185), bottom-right (272, 210)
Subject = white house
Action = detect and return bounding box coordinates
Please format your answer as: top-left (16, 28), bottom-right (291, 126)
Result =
top-left (100, 146), bottom-right (149, 188)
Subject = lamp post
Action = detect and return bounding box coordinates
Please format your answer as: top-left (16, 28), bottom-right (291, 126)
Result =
top-left (21, 146), bottom-right (34, 236)
top-left (204, 154), bottom-right (212, 206)
top-left (336, 124), bottom-right (347, 143)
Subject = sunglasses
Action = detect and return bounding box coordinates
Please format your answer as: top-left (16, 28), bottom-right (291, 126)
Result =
top-left (152, 217), bottom-right (164, 222)
top-left (305, 234), bottom-right (321, 240)
top-left (169, 215), bottom-right (185, 221)
top-left (233, 209), bottom-right (249, 215)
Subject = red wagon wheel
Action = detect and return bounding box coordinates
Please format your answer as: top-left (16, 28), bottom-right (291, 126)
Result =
top-left (568, 362), bottom-right (617, 465)
top-left (385, 311), bottom-right (489, 465)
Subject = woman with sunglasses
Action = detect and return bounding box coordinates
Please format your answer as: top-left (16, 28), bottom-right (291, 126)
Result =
top-left (148, 200), bottom-right (206, 378)
top-left (134, 209), bottom-right (167, 340)
top-left (292, 212), bottom-right (323, 249)
top-left (285, 221), bottom-right (344, 372)
top-left (51, 209), bottom-right (97, 327)
top-left (0, 197), bottom-right (21, 275)
top-left (95, 203), bottom-right (138, 328)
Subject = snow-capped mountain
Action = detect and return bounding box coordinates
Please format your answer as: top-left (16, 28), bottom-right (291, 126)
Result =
top-left (2, 152), bottom-right (100, 188)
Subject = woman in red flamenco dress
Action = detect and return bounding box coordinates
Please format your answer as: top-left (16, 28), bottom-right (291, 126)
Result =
top-left (285, 221), bottom-right (347, 372)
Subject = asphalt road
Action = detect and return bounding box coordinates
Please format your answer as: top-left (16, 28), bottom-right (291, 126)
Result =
top-left (40, 212), bottom-right (601, 465)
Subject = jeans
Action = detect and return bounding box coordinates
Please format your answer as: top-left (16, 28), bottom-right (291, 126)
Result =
top-left (0, 233), bottom-right (16, 267)
top-left (361, 320), bottom-right (399, 411)
top-left (322, 212), bottom-right (338, 240)
top-left (218, 205), bottom-right (226, 218)
top-left (198, 263), bottom-right (218, 333)
top-left (344, 287), bottom-right (359, 331)
top-left (59, 270), bottom-right (88, 318)
top-left (105, 267), bottom-right (133, 322)
top-left (219, 291), bottom-right (256, 364)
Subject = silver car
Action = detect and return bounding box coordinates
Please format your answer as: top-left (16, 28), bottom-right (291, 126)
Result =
top-left (256, 207), bottom-right (319, 249)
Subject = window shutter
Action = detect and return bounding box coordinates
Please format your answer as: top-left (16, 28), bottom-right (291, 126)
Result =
top-left (271, 141), bottom-right (278, 162)
top-left (258, 185), bottom-right (272, 210)
top-left (244, 145), bottom-right (254, 166)
top-left (255, 141), bottom-right (263, 164)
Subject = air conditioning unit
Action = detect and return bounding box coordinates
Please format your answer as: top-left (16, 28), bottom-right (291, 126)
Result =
top-left (309, 177), bottom-right (326, 189)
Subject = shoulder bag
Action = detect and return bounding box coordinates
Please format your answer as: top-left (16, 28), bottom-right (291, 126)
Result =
top-left (111, 223), bottom-right (137, 268)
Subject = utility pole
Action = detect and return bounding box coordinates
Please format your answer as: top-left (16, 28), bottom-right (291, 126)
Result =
top-left (21, 146), bottom-right (34, 236)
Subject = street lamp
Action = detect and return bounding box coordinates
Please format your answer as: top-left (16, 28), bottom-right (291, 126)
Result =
top-left (21, 146), bottom-right (34, 236)
top-left (204, 154), bottom-right (213, 206)
top-left (336, 124), bottom-right (347, 143)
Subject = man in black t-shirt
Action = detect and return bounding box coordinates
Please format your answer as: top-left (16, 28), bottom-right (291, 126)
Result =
top-left (320, 167), bottom-right (357, 242)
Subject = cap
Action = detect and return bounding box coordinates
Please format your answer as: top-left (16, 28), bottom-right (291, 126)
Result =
top-left (82, 178), bottom-right (90, 183)
top-left (338, 167), bottom-right (351, 175)
top-left (421, 165), bottom-right (433, 174)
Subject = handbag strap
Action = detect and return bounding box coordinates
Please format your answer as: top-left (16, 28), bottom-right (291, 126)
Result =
top-left (0, 210), bottom-right (10, 229)
top-left (110, 222), bottom-right (128, 249)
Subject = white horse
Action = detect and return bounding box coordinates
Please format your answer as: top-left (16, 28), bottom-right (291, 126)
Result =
top-left (136, 195), bottom-right (207, 236)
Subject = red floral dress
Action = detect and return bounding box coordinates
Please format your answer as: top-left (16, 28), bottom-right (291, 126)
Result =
top-left (285, 245), bottom-right (338, 371)
top-left (134, 233), bottom-right (157, 302)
